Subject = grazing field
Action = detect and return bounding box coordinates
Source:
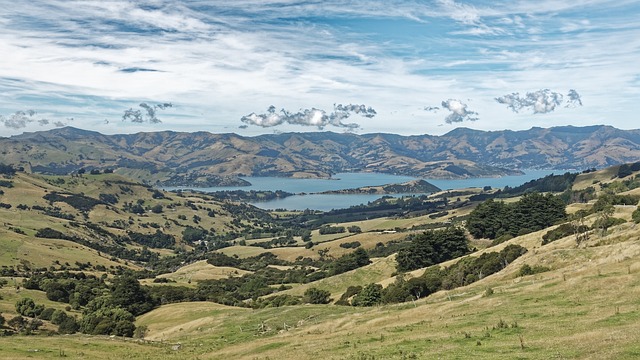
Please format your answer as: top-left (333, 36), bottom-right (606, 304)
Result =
top-left (1, 166), bottom-right (640, 359)
top-left (3, 223), bottom-right (640, 359)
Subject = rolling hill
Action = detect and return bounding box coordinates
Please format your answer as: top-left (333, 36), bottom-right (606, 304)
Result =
top-left (0, 162), bottom-right (639, 359)
top-left (2, 125), bottom-right (639, 184)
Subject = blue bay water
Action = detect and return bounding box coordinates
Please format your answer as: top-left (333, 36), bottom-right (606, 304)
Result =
top-left (167, 170), bottom-right (561, 211)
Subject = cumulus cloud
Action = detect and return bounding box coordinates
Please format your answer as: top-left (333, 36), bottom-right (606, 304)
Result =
top-left (440, 99), bottom-right (479, 123)
top-left (122, 102), bottom-right (173, 124)
top-left (565, 89), bottom-right (583, 107)
top-left (495, 89), bottom-right (582, 114)
top-left (240, 104), bottom-right (376, 129)
top-left (0, 110), bottom-right (67, 129)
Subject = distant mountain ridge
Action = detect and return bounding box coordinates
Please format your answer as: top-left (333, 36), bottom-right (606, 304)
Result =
top-left (1, 125), bottom-right (639, 183)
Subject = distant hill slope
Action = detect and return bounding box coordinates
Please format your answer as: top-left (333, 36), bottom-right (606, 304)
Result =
top-left (320, 179), bottom-right (441, 194)
top-left (0, 171), bottom-right (254, 271)
top-left (1, 125), bottom-right (639, 183)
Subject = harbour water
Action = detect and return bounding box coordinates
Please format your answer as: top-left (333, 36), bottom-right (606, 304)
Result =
top-left (168, 170), bottom-right (560, 211)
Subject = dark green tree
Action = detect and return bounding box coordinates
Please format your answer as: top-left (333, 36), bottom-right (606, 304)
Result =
top-left (466, 199), bottom-right (508, 239)
top-left (15, 297), bottom-right (44, 318)
top-left (396, 227), bottom-right (469, 272)
top-left (110, 275), bottom-right (157, 316)
top-left (633, 206), bottom-right (640, 224)
top-left (303, 288), bottom-right (331, 304)
top-left (351, 283), bottom-right (383, 307)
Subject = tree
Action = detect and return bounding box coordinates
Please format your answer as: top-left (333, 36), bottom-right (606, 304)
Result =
top-left (594, 204), bottom-right (615, 236)
top-left (57, 317), bottom-right (79, 334)
top-left (110, 274), bottom-right (157, 316)
top-left (80, 307), bottom-right (135, 336)
top-left (467, 193), bottom-right (566, 239)
top-left (351, 283), bottom-right (382, 307)
top-left (330, 248), bottom-right (370, 275)
top-left (396, 227), bottom-right (469, 272)
top-left (381, 275), bottom-right (412, 304)
top-left (15, 297), bottom-right (44, 317)
top-left (151, 204), bottom-right (163, 214)
top-left (0, 313), bottom-right (4, 327)
top-left (347, 225), bottom-right (362, 233)
top-left (466, 199), bottom-right (508, 239)
top-left (7, 315), bottom-right (26, 332)
top-left (303, 288), bottom-right (331, 304)
top-left (51, 309), bottom-right (68, 325)
top-left (0, 163), bottom-right (16, 175)
top-left (632, 206), bottom-right (640, 224)
top-left (571, 210), bottom-right (590, 245)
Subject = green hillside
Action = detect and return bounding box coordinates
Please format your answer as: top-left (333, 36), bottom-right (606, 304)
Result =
top-left (0, 164), bottom-right (639, 359)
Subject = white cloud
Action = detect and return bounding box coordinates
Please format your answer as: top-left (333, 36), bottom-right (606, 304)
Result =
top-left (440, 99), bottom-right (479, 123)
top-left (241, 104), bottom-right (376, 129)
top-left (495, 89), bottom-right (583, 114)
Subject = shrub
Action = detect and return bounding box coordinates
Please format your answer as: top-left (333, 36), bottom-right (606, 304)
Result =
top-left (633, 207), bottom-right (640, 224)
top-left (303, 288), bottom-right (331, 304)
top-left (339, 241), bottom-right (361, 249)
top-left (57, 317), bottom-right (79, 334)
top-left (542, 223), bottom-right (588, 245)
top-left (517, 264), bottom-right (551, 277)
top-left (351, 283), bottom-right (382, 307)
top-left (335, 285), bottom-right (363, 306)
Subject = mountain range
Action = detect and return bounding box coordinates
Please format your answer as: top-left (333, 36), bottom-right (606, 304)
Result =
top-left (1, 125), bottom-right (639, 184)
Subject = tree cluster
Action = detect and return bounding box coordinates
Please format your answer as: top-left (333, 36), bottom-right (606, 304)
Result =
top-left (343, 244), bottom-right (527, 306)
top-left (466, 193), bottom-right (566, 240)
top-left (396, 227), bottom-right (469, 272)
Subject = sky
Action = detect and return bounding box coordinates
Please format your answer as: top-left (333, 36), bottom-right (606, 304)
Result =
top-left (0, 0), bottom-right (639, 137)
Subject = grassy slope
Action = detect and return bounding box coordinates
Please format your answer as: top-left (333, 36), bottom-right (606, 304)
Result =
top-left (1, 220), bottom-right (639, 359)
top-left (1, 167), bottom-right (640, 359)
top-left (0, 172), bottom-right (244, 270)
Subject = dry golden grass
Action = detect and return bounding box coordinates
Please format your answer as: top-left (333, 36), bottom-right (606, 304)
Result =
top-left (151, 260), bottom-right (252, 284)
top-left (279, 255), bottom-right (398, 299)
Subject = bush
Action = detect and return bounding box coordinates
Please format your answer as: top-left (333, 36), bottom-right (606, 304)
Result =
top-left (319, 225), bottom-right (346, 235)
top-left (633, 207), bottom-right (640, 224)
top-left (51, 310), bottom-right (68, 325)
top-left (303, 288), bottom-right (331, 304)
top-left (133, 325), bottom-right (148, 339)
top-left (467, 193), bottom-right (566, 239)
top-left (329, 248), bottom-right (370, 275)
top-left (39, 307), bottom-right (56, 321)
top-left (339, 241), bottom-right (361, 249)
top-left (517, 264), bottom-right (551, 277)
top-left (347, 226), bottom-right (362, 233)
top-left (15, 298), bottom-right (44, 317)
top-left (57, 317), bottom-right (79, 334)
top-left (542, 223), bottom-right (589, 245)
top-left (335, 286), bottom-right (362, 306)
top-left (351, 283), bottom-right (382, 307)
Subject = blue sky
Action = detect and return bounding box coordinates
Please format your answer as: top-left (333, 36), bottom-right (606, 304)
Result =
top-left (0, 0), bottom-right (639, 136)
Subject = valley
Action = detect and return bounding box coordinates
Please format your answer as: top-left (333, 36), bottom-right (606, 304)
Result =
top-left (0, 155), bottom-right (639, 358)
